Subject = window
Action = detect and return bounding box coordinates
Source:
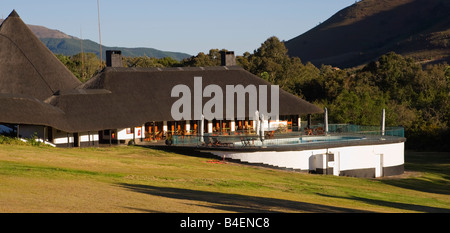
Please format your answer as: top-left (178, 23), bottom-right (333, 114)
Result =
top-left (126, 128), bottom-right (133, 134)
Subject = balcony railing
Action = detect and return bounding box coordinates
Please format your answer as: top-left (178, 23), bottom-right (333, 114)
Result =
top-left (171, 124), bottom-right (405, 148)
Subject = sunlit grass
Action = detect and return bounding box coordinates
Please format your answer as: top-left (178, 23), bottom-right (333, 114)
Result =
top-left (0, 144), bottom-right (448, 213)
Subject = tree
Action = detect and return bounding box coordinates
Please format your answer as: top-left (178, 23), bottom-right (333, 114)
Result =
top-left (247, 36), bottom-right (290, 84)
top-left (72, 53), bottom-right (101, 82)
top-left (124, 56), bottom-right (163, 68)
top-left (241, 36), bottom-right (323, 99)
top-left (365, 52), bottom-right (420, 104)
top-left (55, 53), bottom-right (101, 83)
top-left (181, 49), bottom-right (224, 67)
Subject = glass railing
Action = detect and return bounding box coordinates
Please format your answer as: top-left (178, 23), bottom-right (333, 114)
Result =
top-left (171, 124), bottom-right (405, 148)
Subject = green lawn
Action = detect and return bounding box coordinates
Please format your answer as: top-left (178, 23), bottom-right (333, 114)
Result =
top-left (0, 143), bottom-right (448, 213)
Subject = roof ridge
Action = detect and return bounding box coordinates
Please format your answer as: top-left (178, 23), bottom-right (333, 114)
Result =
top-left (8, 10), bottom-right (20, 18)
top-left (104, 66), bottom-right (244, 72)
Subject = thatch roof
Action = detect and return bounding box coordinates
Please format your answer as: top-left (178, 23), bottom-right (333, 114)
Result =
top-left (0, 10), bottom-right (81, 101)
top-left (0, 93), bottom-right (65, 127)
top-left (47, 66), bottom-right (322, 132)
top-left (81, 66), bottom-right (323, 118)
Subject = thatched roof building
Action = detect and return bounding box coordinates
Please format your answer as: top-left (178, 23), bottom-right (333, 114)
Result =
top-left (50, 66), bottom-right (321, 131)
top-left (0, 10), bottom-right (81, 101)
top-left (0, 10), bottom-right (322, 146)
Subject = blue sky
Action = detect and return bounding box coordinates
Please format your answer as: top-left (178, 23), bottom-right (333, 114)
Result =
top-left (2, 0), bottom-right (356, 55)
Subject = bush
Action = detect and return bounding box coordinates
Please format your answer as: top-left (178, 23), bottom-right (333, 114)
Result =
top-left (0, 135), bottom-right (27, 145)
top-left (0, 133), bottom-right (51, 147)
top-left (26, 132), bottom-right (42, 146)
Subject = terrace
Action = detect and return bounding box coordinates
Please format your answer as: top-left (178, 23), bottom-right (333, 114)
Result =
top-left (169, 121), bottom-right (406, 178)
top-left (171, 123), bottom-right (405, 151)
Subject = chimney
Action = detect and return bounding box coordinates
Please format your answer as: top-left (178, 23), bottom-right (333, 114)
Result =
top-left (220, 51), bottom-right (236, 66)
top-left (106, 50), bottom-right (123, 67)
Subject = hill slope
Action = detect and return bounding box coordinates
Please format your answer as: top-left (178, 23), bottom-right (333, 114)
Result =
top-left (285, 0), bottom-right (450, 68)
top-left (40, 38), bottom-right (191, 61)
top-left (0, 19), bottom-right (191, 60)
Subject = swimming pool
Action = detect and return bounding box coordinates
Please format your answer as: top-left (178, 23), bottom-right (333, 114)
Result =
top-left (299, 136), bottom-right (365, 143)
top-left (171, 128), bottom-right (405, 178)
top-left (239, 135), bottom-right (366, 147)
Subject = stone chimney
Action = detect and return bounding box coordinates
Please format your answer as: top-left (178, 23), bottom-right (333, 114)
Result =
top-left (220, 51), bottom-right (236, 66)
top-left (106, 50), bottom-right (123, 67)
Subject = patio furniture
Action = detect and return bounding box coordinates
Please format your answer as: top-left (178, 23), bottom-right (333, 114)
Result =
top-left (305, 127), bottom-right (313, 135)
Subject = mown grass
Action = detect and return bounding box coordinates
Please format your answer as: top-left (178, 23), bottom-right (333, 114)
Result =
top-left (0, 143), bottom-right (448, 213)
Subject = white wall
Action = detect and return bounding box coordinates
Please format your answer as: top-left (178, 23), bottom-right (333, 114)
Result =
top-left (79, 132), bottom-right (99, 143)
top-left (328, 143), bottom-right (404, 174)
top-left (13, 126), bottom-right (100, 147)
top-left (102, 126), bottom-right (145, 141)
top-left (116, 126), bottom-right (145, 141)
top-left (207, 142), bottom-right (404, 177)
top-left (53, 130), bottom-right (72, 145)
top-left (53, 129), bottom-right (99, 147)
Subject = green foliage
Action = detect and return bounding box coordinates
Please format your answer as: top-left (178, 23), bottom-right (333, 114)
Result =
top-left (0, 135), bottom-right (26, 145)
top-left (26, 132), bottom-right (42, 147)
top-left (239, 36), bottom-right (323, 99)
top-left (329, 89), bottom-right (387, 126)
top-left (123, 56), bottom-right (180, 68)
top-left (0, 135), bottom-right (46, 147)
top-left (180, 49), bottom-right (224, 67)
top-left (0, 133), bottom-right (54, 147)
top-left (57, 53), bottom-right (182, 82)
top-left (55, 53), bottom-right (102, 82)
top-left (72, 53), bottom-right (102, 82)
top-left (235, 37), bottom-right (449, 151)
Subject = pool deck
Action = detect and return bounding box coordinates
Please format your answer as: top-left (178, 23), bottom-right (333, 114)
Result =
top-left (152, 134), bottom-right (407, 152)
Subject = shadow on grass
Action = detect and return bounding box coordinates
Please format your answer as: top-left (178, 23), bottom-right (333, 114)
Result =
top-left (380, 151), bottom-right (450, 195)
top-left (381, 175), bottom-right (450, 196)
top-left (316, 193), bottom-right (450, 213)
top-left (117, 183), bottom-right (371, 213)
top-left (138, 145), bottom-right (218, 159)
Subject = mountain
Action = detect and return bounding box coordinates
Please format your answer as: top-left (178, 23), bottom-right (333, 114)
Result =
top-left (285, 0), bottom-right (450, 68)
top-left (40, 38), bottom-right (191, 61)
top-left (0, 19), bottom-right (191, 61)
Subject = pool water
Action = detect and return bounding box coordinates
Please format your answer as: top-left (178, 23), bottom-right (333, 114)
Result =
top-left (255, 135), bottom-right (365, 147)
top-left (299, 136), bottom-right (364, 143)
